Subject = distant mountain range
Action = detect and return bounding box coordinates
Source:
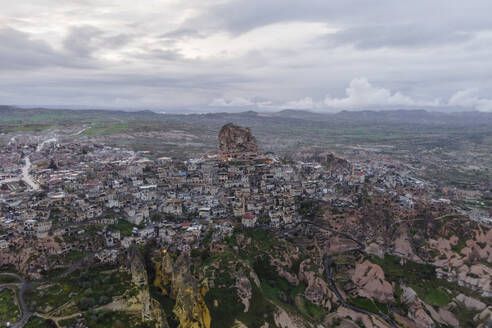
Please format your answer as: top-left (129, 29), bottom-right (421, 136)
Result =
top-left (2, 105), bottom-right (492, 129)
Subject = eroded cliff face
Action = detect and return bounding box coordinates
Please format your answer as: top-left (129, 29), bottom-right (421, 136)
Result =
top-left (155, 251), bottom-right (175, 296)
top-left (128, 245), bottom-right (168, 328)
top-left (154, 252), bottom-right (211, 328)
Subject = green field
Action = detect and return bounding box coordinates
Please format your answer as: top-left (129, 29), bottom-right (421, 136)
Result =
top-left (348, 297), bottom-right (388, 314)
top-left (26, 265), bottom-right (132, 314)
top-left (370, 255), bottom-right (453, 307)
top-left (0, 275), bottom-right (19, 284)
top-left (76, 310), bottom-right (146, 328)
top-left (24, 315), bottom-right (54, 328)
top-left (82, 123), bottom-right (130, 136)
top-left (111, 219), bottom-right (135, 237)
top-left (0, 289), bottom-right (20, 324)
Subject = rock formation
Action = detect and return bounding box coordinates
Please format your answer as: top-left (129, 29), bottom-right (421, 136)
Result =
top-left (298, 259), bottom-right (337, 310)
top-left (274, 305), bottom-right (313, 328)
top-left (326, 307), bottom-right (392, 328)
top-left (455, 293), bottom-right (486, 311)
top-left (235, 276), bottom-right (252, 312)
top-left (154, 252), bottom-right (211, 328)
top-left (400, 286), bottom-right (435, 328)
top-left (218, 123), bottom-right (259, 161)
top-left (155, 251), bottom-right (175, 296)
top-left (128, 246), bottom-right (168, 328)
top-left (350, 260), bottom-right (394, 303)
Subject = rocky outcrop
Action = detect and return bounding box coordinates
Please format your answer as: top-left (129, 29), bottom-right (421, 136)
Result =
top-left (474, 307), bottom-right (492, 328)
top-left (154, 252), bottom-right (175, 296)
top-left (154, 252), bottom-right (211, 328)
top-left (298, 259), bottom-right (336, 310)
top-left (293, 149), bottom-right (349, 169)
top-left (365, 242), bottom-right (384, 259)
top-left (270, 250), bottom-right (300, 286)
top-left (393, 224), bottom-right (420, 262)
top-left (128, 246), bottom-right (168, 328)
top-left (454, 264), bottom-right (492, 297)
top-left (173, 281), bottom-right (210, 328)
top-left (430, 229), bottom-right (492, 297)
top-left (438, 308), bottom-right (459, 327)
top-left (423, 303), bottom-right (445, 326)
top-left (393, 313), bottom-right (419, 328)
top-left (274, 305), bottom-right (313, 328)
top-left (219, 123), bottom-right (259, 160)
top-left (236, 276), bottom-right (252, 312)
top-left (400, 286), bottom-right (434, 328)
top-left (454, 293), bottom-right (486, 311)
top-left (325, 236), bottom-right (360, 255)
top-left (350, 260), bottom-right (394, 303)
top-left (325, 307), bottom-right (391, 328)
top-left (277, 268), bottom-right (299, 286)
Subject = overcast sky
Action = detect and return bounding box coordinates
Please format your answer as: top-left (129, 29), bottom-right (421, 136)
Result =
top-left (1, 0), bottom-right (492, 112)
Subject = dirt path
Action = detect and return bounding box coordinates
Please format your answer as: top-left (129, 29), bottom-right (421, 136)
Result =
top-left (37, 311), bottom-right (82, 328)
top-left (392, 214), bottom-right (467, 227)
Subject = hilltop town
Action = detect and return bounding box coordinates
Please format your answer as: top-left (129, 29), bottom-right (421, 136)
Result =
top-left (0, 122), bottom-right (491, 328)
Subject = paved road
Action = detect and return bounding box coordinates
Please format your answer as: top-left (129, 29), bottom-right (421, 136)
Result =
top-left (1, 135), bottom-right (61, 190)
top-left (72, 126), bottom-right (90, 136)
top-left (0, 156), bottom-right (39, 190)
top-left (21, 156), bottom-right (39, 190)
top-left (36, 138), bottom-right (57, 152)
top-left (0, 272), bottom-right (33, 327)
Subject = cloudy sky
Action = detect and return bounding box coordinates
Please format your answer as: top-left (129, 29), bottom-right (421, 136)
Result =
top-left (1, 0), bottom-right (492, 112)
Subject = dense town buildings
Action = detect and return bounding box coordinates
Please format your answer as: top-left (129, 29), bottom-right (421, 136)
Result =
top-left (1, 124), bottom-right (491, 298)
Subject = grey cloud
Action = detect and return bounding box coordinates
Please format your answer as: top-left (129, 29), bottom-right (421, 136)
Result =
top-left (0, 27), bottom-right (93, 70)
top-left (63, 25), bottom-right (102, 57)
top-left (0, 68), bottom-right (256, 109)
top-left (1, 1), bottom-right (492, 110)
top-left (0, 27), bottom-right (57, 69)
top-left (184, 0), bottom-right (410, 34)
top-left (63, 25), bottom-right (133, 57)
top-left (103, 33), bottom-right (134, 49)
top-left (143, 49), bottom-right (184, 61)
top-left (323, 24), bottom-right (475, 50)
top-left (159, 28), bottom-right (205, 39)
top-left (184, 0), bottom-right (350, 34)
top-left (0, 69), bottom-right (253, 93)
top-left (186, 0), bottom-right (492, 48)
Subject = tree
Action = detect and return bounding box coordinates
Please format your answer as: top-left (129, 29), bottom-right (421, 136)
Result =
top-left (48, 159), bottom-right (58, 170)
top-left (78, 297), bottom-right (95, 310)
top-left (98, 295), bottom-right (110, 305)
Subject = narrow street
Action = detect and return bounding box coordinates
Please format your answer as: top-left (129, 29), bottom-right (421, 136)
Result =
top-left (21, 156), bottom-right (39, 190)
top-left (0, 136), bottom-right (56, 190)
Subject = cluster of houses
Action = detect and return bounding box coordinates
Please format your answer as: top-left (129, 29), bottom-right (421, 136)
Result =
top-left (1, 137), bottom-right (488, 275)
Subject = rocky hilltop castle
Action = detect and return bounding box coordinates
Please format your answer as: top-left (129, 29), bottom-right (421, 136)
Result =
top-left (218, 123), bottom-right (259, 161)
